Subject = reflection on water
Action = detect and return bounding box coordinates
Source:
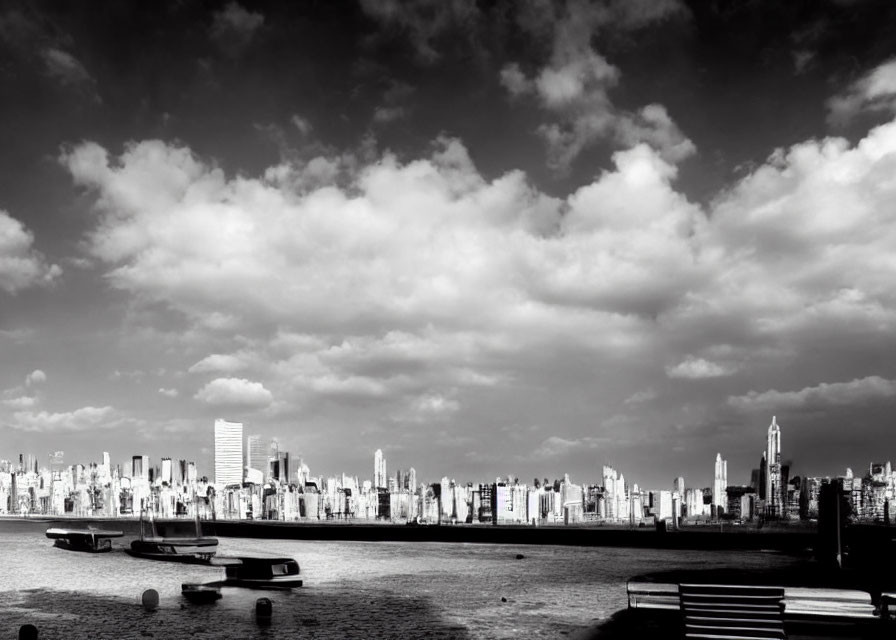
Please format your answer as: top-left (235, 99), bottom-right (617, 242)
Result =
top-left (0, 522), bottom-right (802, 638)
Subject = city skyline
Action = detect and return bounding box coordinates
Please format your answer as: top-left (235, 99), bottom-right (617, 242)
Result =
top-left (3, 1), bottom-right (896, 489)
top-left (3, 413), bottom-right (894, 527)
top-left (0, 414), bottom-right (885, 495)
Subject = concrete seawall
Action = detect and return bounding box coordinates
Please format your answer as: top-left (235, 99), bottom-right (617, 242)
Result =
top-left (0, 517), bottom-right (817, 551)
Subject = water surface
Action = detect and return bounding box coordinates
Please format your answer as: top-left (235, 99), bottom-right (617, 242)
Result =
top-left (0, 522), bottom-right (802, 638)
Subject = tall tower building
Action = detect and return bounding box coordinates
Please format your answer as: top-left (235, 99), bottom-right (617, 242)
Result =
top-left (214, 419), bottom-right (243, 485)
top-left (409, 467), bottom-right (416, 494)
top-left (374, 449), bottom-right (387, 489)
top-left (246, 435), bottom-right (268, 475)
top-left (160, 457), bottom-right (172, 485)
top-left (131, 455), bottom-right (149, 480)
top-left (766, 416), bottom-right (782, 517)
top-left (674, 476), bottom-right (685, 494)
top-left (713, 453), bottom-right (728, 512)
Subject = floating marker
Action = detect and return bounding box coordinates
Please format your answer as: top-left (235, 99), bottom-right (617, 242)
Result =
top-left (256, 597), bottom-right (273, 624)
top-left (142, 589), bottom-right (159, 611)
top-left (18, 624), bottom-right (38, 640)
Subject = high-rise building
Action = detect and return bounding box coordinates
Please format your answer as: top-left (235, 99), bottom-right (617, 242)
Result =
top-left (246, 435), bottom-right (269, 475)
top-left (131, 455), bottom-right (149, 480)
top-left (673, 476), bottom-right (685, 494)
top-left (602, 466), bottom-right (628, 521)
top-left (374, 449), bottom-right (387, 489)
top-left (713, 453), bottom-right (728, 513)
top-left (160, 457), bottom-right (172, 485)
top-left (274, 451), bottom-right (290, 483)
top-left (214, 419), bottom-right (243, 485)
top-left (408, 467), bottom-right (416, 494)
top-left (766, 416), bottom-right (783, 517)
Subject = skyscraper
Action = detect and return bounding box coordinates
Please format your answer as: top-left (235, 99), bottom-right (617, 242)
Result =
top-left (214, 419), bottom-right (243, 485)
top-left (713, 453), bottom-right (727, 512)
top-left (132, 455), bottom-right (149, 480)
top-left (766, 416), bottom-right (782, 517)
top-left (409, 467), bottom-right (416, 494)
top-left (246, 435), bottom-right (268, 475)
top-left (160, 457), bottom-right (172, 485)
top-left (374, 449), bottom-right (387, 489)
top-left (673, 476), bottom-right (685, 494)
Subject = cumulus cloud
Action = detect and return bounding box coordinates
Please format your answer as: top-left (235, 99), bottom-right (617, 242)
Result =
top-left (60, 110), bottom-right (896, 456)
top-left (666, 356), bottom-right (737, 379)
top-left (2, 395), bottom-right (36, 409)
top-left (25, 369), bottom-right (47, 386)
top-left (702, 118), bottom-right (896, 326)
top-left (42, 48), bottom-right (92, 86)
top-left (538, 435), bottom-right (606, 457)
top-left (0, 210), bottom-right (62, 294)
top-left (194, 377), bottom-right (273, 407)
top-left (827, 58), bottom-right (896, 125)
top-left (158, 387), bottom-right (179, 398)
top-left (210, 2), bottom-right (264, 58)
top-left (728, 376), bottom-right (896, 413)
top-left (8, 406), bottom-right (115, 432)
top-left (189, 354), bottom-right (248, 374)
top-left (501, 0), bottom-right (692, 170)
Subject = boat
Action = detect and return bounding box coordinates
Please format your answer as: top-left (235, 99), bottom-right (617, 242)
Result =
top-left (126, 494), bottom-right (218, 564)
top-left (45, 527), bottom-right (123, 553)
top-left (209, 554), bottom-right (303, 589)
top-left (181, 582), bottom-right (222, 604)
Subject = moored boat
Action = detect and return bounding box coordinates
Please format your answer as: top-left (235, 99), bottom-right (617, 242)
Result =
top-left (46, 527), bottom-right (124, 553)
top-left (126, 494), bottom-right (218, 563)
top-left (210, 554), bottom-right (303, 589)
top-left (128, 536), bottom-right (219, 563)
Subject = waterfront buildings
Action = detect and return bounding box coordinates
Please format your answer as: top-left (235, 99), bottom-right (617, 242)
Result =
top-left (214, 419), bottom-right (243, 485)
top-left (4, 414), bottom-right (896, 527)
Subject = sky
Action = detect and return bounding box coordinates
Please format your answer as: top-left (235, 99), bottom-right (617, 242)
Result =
top-left (2, 0), bottom-right (896, 490)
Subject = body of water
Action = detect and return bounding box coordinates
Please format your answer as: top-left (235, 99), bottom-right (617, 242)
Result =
top-left (0, 520), bottom-right (803, 639)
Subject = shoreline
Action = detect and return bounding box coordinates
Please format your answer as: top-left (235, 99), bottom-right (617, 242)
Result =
top-left (0, 515), bottom-right (817, 551)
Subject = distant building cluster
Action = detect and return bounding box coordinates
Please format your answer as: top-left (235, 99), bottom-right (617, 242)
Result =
top-left (1, 415), bottom-right (895, 527)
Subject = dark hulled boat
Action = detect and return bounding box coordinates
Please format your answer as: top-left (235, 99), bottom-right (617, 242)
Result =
top-left (46, 527), bottom-right (123, 553)
top-left (210, 555), bottom-right (303, 589)
top-left (126, 495), bottom-right (218, 564)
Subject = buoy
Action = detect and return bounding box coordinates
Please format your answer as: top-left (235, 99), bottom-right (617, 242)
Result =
top-left (515, 553), bottom-right (525, 559)
top-left (142, 589), bottom-right (159, 611)
top-left (18, 624), bottom-right (38, 640)
top-left (256, 597), bottom-right (273, 624)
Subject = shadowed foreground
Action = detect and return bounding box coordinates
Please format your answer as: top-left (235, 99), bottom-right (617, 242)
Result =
top-left (0, 587), bottom-right (475, 640)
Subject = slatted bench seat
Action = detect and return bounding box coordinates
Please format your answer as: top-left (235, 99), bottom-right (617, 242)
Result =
top-left (679, 583), bottom-right (786, 640)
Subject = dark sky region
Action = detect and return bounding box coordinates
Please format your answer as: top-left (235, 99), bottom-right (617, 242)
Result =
top-left (2, 0), bottom-right (896, 490)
